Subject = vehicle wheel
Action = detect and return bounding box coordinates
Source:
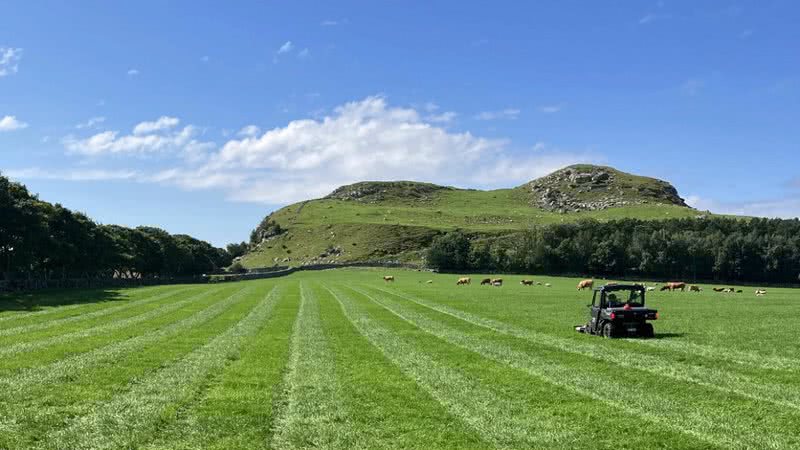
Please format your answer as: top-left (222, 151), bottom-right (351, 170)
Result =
top-left (584, 322), bottom-right (593, 335)
top-left (641, 323), bottom-right (654, 338)
top-left (603, 322), bottom-right (616, 338)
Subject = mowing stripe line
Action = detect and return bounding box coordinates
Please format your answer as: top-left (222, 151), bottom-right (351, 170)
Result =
top-left (0, 286), bottom-right (243, 392)
top-left (355, 286), bottom-right (797, 450)
top-left (40, 285), bottom-right (282, 450)
top-left (270, 282), bottom-right (352, 450)
top-left (0, 286), bottom-right (165, 324)
top-left (365, 285), bottom-right (800, 411)
top-left (634, 338), bottom-right (800, 371)
top-left (0, 288), bottom-right (221, 357)
top-left (0, 286), bottom-right (195, 337)
top-left (325, 285), bottom-right (579, 450)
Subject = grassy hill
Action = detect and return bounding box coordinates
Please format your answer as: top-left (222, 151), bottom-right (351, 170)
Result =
top-left (240, 165), bottom-right (704, 268)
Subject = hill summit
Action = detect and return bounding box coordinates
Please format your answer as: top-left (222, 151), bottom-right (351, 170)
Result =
top-left (326, 181), bottom-right (452, 203)
top-left (520, 164), bottom-right (687, 213)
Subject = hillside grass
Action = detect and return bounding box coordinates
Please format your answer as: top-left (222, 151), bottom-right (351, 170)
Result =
top-left (1, 269), bottom-right (798, 449)
top-left (242, 186), bottom-right (703, 268)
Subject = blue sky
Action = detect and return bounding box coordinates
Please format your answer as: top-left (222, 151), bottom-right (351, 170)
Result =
top-left (1, 1), bottom-right (798, 246)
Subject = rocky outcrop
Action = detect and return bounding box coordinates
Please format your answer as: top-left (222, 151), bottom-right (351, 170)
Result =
top-left (522, 165), bottom-right (687, 213)
top-left (326, 181), bottom-right (451, 203)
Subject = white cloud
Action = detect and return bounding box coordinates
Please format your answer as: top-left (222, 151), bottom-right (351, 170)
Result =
top-left (5, 167), bottom-right (139, 182)
top-left (0, 47), bottom-right (22, 76)
top-left (638, 13), bottom-right (671, 24)
top-left (64, 116), bottom-right (212, 159)
top-left (237, 125), bottom-right (261, 137)
top-left (200, 55), bottom-right (210, 63)
top-left (687, 195), bottom-right (800, 219)
top-left (0, 115), bottom-right (28, 131)
top-left (680, 79), bottom-right (704, 96)
top-left (427, 111), bottom-right (457, 123)
top-left (75, 116), bottom-right (106, 129)
top-left (297, 48), bottom-right (310, 59)
top-left (538, 104), bottom-right (563, 114)
top-left (474, 108), bottom-right (520, 120)
top-left (133, 116), bottom-right (180, 134)
top-left (321, 19), bottom-right (338, 26)
top-left (48, 97), bottom-right (601, 205)
top-left (740, 29), bottom-right (755, 39)
top-left (277, 41), bottom-right (294, 54)
top-left (127, 68), bottom-right (140, 76)
top-left (157, 97), bottom-right (593, 204)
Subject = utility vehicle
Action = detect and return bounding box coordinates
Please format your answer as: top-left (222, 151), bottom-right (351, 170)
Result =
top-left (576, 284), bottom-right (658, 338)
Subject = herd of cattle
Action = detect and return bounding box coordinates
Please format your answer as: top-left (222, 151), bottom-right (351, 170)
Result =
top-left (382, 275), bottom-right (768, 296)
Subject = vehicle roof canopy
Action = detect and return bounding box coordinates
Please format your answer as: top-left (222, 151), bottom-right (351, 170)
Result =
top-left (593, 284), bottom-right (646, 293)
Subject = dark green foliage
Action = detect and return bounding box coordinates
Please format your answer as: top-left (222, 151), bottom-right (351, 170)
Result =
top-left (427, 231), bottom-right (471, 271)
top-left (0, 173), bottom-right (230, 281)
top-left (226, 241), bottom-right (248, 259)
top-left (428, 217), bottom-right (800, 283)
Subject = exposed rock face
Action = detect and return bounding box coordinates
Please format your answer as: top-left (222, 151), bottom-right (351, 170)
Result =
top-left (326, 181), bottom-right (450, 203)
top-left (522, 165), bottom-right (688, 213)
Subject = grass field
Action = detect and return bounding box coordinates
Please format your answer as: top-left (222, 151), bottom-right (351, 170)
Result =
top-left (1, 269), bottom-right (798, 449)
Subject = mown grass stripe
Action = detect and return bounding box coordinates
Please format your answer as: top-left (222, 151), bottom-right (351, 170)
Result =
top-left (0, 285), bottom-right (243, 392)
top-left (0, 286), bottom-right (195, 337)
top-left (39, 285), bottom-right (282, 450)
top-left (311, 283), bottom-right (491, 450)
top-left (270, 282), bottom-right (352, 450)
top-left (365, 285), bottom-right (800, 411)
top-left (0, 287), bottom-right (219, 357)
top-left (325, 285), bottom-right (578, 450)
top-left (635, 338), bottom-right (800, 371)
top-left (140, 282), bottom-right (301, 450)
top-left (356, 286), bottom-right (800, 450)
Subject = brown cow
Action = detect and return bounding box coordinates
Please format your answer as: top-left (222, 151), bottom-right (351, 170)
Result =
top-left (577, 279), bottom-right (594, 290)
top-left (456, 277), bottom-right (471, 285)
top-left (491, 278), bottom-right (503, 286)
top-left (689, 285), bottom-right (702, 292)
top-left (383, 275), bottom-right (394, 282)
top-left (712, 287), bottom-right (725, 292)
top-left (662, 282), bottom-right (686, 292)
top-left (480, 278), bottom-right (492, 285)
top-left (520, 279), bottom-right (534, 286)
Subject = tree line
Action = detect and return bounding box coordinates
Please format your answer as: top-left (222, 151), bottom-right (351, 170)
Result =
top-left (1, 173), bottom-right (232, 282)
top-left (428, 217), bottom-right (800, 284)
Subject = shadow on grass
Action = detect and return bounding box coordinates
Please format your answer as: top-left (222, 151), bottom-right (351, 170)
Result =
top-left (0, 288), bottom-right (127, 314)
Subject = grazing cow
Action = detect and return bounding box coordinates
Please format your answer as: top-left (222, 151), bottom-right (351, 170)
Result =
top-left (712, 287), bottom-right (725, 292)
top-left (456, 277), bottom-right (471, 285)
top-left (383, 276), bottom-right (395, 282)
top-left (491, 278), bottom-right (503, 287)
top-left (577, 279), bottom-right (594, 290)
top-left (736, 289), bottom-right (742, 293)
top-left (426, 280), bottom-right (433, 284)
top-left (662, 282), bottom-right (686, 292)
top-left (544, 283), bottom-right (552, 288)
top-left (689, 285), bottom-right (702, 292)
top-left (723, 288), bottom-right (735, 293)
top-left (480, 278), bottom-right (492, 285)
top-left (755, 289), bottom-right (767, 296)
top-left (520, 279), bottom-right (534, 286)
top-left (646, 286), bottom-right (655, 292)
